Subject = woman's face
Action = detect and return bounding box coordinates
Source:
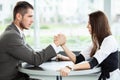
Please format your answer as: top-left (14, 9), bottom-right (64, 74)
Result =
top-left (87, 22), bottom-right (92, 34)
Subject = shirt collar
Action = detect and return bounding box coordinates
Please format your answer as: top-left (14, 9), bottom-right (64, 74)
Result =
top-left (14, 24), bottom-right (24, 38)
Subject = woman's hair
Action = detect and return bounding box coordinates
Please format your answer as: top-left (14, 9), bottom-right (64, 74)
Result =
top-left (13, 1), bottom-right (33, 20)
top-left (89, 11), bottom-right (112, 57)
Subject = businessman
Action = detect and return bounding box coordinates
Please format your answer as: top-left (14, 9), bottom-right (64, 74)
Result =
top-left (0, 1), bottom-right (60, 80)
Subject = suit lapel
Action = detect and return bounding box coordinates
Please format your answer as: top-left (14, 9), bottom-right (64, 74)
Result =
top-left (7, 23), bottom-right (33, 50)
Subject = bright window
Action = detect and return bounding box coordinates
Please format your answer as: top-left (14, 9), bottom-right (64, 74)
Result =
top-left (0, 0), bottom-right (120, 51)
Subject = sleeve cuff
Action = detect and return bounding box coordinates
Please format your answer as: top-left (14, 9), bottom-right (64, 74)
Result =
top-left (88, 57), bottom-right (98, 69)
top-left (75, 54), bottom-right (85, 64)
top-left (51, 43), bottom-right (60, 53)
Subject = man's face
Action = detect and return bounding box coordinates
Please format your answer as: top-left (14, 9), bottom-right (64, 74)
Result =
top-left (19, 8), bottom-right (34, 30)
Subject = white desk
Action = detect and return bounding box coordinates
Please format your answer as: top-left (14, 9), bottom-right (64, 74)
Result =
top-left (19, 61), bottom-right (101, 80)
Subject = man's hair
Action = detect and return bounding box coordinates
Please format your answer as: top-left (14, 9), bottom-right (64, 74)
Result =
top-left (13, 1), bottom-right (33, 20)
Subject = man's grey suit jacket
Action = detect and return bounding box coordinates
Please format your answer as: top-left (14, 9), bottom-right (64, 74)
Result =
top-left (0, 23), bottom-right (57, 80)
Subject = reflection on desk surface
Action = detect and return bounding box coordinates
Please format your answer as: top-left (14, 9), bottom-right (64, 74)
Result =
top-left (19, 61), bottom-right (101, 76)
top-left (21, 61), bottom-right (73, 70)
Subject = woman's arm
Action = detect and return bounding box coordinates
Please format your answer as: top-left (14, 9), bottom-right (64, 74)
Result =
top-left (60, 57), bottom-right (98, 76)
top-left (61, 44), bottom-right (76, 63)
top-left (60, 61), bottom-right (91, 76)
top-left (54, 34), bottom-right (76, 63)
top-left (73, 61), bottom-right (91, 70)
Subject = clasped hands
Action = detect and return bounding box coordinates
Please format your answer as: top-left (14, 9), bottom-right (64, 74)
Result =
top-left (54, 34), bottom-right (66, 47)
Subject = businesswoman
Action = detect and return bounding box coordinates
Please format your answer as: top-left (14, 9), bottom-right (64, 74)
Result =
top-left (54, 11), bottom-right (120, 80)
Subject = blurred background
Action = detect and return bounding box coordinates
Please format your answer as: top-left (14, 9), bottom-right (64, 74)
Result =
top-left (0, 0), bottom-right (120, 51)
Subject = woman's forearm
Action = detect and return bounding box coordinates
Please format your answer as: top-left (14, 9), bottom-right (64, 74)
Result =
top-left (61, 44), bottom-right (76, 63)
top-left (73, 61), bottom-right (91, 70)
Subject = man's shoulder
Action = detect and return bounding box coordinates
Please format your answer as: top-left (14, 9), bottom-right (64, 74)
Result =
top-left (4, 29), bottom-right (17, 37)
top-left (1, 26), bottom-right (20, 40)
top-left (4, 24), bottom-right (19, 35)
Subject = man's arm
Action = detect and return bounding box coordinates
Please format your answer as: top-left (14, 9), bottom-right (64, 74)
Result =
top-left (6, 33), bottom-right (57, 66)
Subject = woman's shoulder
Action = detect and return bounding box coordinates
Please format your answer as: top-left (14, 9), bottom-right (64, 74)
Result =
top-left (103, 35), bottom-right (117, 43)
top-left (101, 35), bottom-right (118, 51)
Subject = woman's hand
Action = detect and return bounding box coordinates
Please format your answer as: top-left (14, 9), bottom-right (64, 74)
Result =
top-left (59, 67), bottom-right (71, 76)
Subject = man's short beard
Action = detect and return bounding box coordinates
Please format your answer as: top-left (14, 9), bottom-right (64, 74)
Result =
top-left (19, 21), bottom-right (27, 29)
